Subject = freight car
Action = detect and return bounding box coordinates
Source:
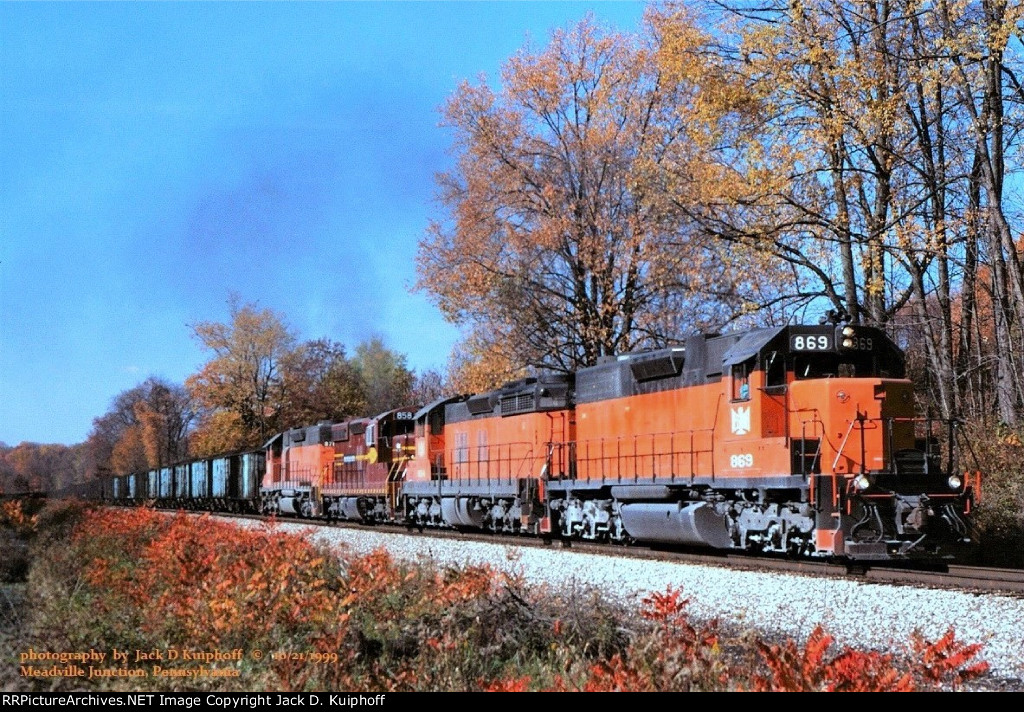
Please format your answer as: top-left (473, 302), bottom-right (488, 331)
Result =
top-left (80, 323), bottom-right (979, 562)
top-left (102, 451), bottom-right (264, 513)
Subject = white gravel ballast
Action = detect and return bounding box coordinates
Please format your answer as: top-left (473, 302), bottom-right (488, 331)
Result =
top-left (243, 519), bottom-right (1024, 684)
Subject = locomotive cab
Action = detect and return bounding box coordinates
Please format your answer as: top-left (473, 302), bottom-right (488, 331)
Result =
top-left (260, 423), bottom-right (333, 518)
top-left (779, 325), bottom-right (973, 558)
top-left (323, 408), bottom-right (418, 522)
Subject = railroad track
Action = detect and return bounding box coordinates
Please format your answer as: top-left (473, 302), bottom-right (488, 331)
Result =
top-left (863, 563), bottom-right (1024, 595)
top-left (187, 508), bottom-right (1024, 597)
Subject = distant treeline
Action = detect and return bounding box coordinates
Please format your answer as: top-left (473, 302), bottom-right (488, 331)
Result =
top-left (2, 297), bottom-right (446, 494)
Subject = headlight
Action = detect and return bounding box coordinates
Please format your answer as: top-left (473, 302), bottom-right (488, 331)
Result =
top-left (842, 338), bottom-right (854, 347)
top-left (853, 474), bottom-right (871, 491)
top-left (842, 326), bottom-right (855, 337)
top-left (947, 474), bottom-right (963, 490)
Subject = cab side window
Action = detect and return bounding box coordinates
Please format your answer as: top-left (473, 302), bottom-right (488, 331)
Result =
top-left (764, 350), bottom-right (786, 389)
top-left (731, 360), bottom-right (751, 401)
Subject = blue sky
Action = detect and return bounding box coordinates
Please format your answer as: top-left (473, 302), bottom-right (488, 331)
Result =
top-left (0, 2), bottom-right (647, 446)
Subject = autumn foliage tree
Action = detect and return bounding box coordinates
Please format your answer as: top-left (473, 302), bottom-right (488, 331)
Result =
top-left (187, 298), bottom-right (425, 455)
top-left (351, 336), bottom-right (416, 415)
top-left (929, 0), bottom-right (1024, 425)
top-left (418, 13), bottom-right (768, 382)
top-left (0, 442), bottom-right (86, 494)
top-left (280, 339), bottom-right (367, 428)
top-left (85, 377), bottom-right (194, 478)
top-left (187, 297), bottom-right (297, 453)
top-left (692, 0), bottom-right (1024, 424)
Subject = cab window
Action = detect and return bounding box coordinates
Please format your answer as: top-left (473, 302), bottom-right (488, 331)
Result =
top-left (794, 354), bottom-right (876, 379)
top-left (731, 360), bottom-right (751, 401)
top-left (764, 350), bottom-right (786, 389)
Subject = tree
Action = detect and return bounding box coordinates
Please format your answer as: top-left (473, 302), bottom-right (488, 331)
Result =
top-left (685, 0), bottom-right (923, 327)
top-left (410, 368), bottom-right (450, 406)
top-left (280, 339), bottom-right (366, 428)
top-left (0, 442), bottom-right (86, 493)
top-left (109, 425), bottom-right (148, 477)
top-left (85, 377), bottom-right (194, 477)
top-left (694, 0), bottom-right (1024, 423)
top-left (928, 0), bottom-right (1024, 424)
top-left (187, 296), bottom-right (296, 452)
top-left (351, 336), bottom-right (415, 415)
top-left (188, 411), bottom-right (247, 461)
top-left (445, 326), bottom-right (526, 394)
top-left (418, 13), bottom-right (760, 375)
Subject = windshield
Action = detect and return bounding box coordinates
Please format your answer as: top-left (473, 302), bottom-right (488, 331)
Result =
top-left (793, 353), bottom-right (903, 379)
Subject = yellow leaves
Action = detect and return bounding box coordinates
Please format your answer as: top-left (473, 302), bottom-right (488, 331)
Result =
top-left (187, 295), bottom-right (299, 450)
top-left (188, 409), bottom-right (246, 459)
top-left (446, 327), bottom-right (527, 394)
top-left (110, 423), bottom-right (148, 476)
top-left (420, 10), bottom-right (758, 370)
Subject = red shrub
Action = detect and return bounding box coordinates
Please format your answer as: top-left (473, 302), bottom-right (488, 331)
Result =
top-left (753, 625), bottom-right (988, 692)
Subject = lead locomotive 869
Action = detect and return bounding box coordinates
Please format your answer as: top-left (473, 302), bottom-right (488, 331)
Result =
top-left (98, 324), bottom-right (979, 561)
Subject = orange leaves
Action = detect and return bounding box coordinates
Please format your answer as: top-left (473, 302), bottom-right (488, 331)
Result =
top-left (642, 587), bottom-right (720, 655)
top-left (436, 564), bottom-right (497, 605)
top-left (344, 548), bottom-right (499, 627)
top-left (54, 512), bottom-right (991, 692)
top-left (0, 499), bottom-right (38, 536)
top-left (541, 586), bottom-right (727, 692)
top-left (823, 650), bottom-right (916, 692)
top-left (85, 378), bottom-right (194, 480)
top-left (753, 625), bottom-right (850, 692)
top-left (186, 409), bottom-right (247, 460)
top-left (187, 295), bottom-right (297, 451)
top-left (109, 424), bottom-right (149, 476)
top-left (480, 588), bottom-right (990, 693)
top-left (419, 12), bottom-right (743, 373)
top-left (71, 508), bottom-right (348, 659)
top-left (911, 628), bottom-right (990, 689)
top-left (641, 587), bottom-right (691, 623)
top-left (480, 676), bottom-right (532, 692)
top-left (753, 624), bottom-right (989, 692)
top-left (583, 655), bottom-right (651, 692)
top-left (446, 329), bottom-right (526, 394)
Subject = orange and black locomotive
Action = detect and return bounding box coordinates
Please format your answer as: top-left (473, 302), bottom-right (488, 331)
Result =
top-left (404, 323), bottom-right (977, 560)
top-left (100, 323), bottom-right (978, 562)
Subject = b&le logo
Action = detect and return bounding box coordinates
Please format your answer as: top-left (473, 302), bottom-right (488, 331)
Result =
top-left (731, 406), bottom-right (750, 435)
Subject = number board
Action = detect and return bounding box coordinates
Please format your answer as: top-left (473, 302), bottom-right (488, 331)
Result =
top-left (789, 332), bottom-right (833, 351)
top-left (841, 335), bottom-right (875, 351)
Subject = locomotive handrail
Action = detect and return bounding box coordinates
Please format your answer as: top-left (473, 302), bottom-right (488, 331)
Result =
top-left (561, 428), bottom-right (716, 481)
top-left (446, 440), bottom-right (540, 485)
top-left (827, 415), bottom-right (966, 478)
top-left (711, 393), bottom-right (723, 479)
top-left (91, 323), bottom-right (978, 562)
top-left (831, 419), bottom-right (860, 473)
top-left (798, 416), bottom-right (826, 504)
